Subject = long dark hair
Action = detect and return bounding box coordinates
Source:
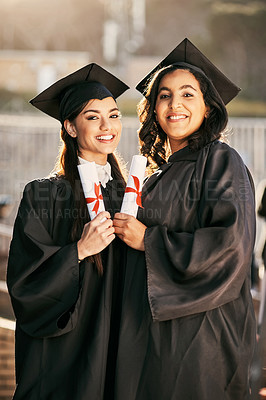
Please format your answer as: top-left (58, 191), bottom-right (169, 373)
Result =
top-left (137, 64), bottom-right (228, 171)
top-left (54, 101), bottom-right (126, 275)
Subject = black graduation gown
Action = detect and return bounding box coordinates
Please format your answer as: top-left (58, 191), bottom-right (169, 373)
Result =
top-left (7, 176), bottom-right (126, 400)
top-left (114, 141), bottom-right (256, 400)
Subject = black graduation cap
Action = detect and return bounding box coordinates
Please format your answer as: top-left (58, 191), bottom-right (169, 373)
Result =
top-left (30, 63), bottom-right (129, 122)
top-left (136, 38), bottom-right (240, 104)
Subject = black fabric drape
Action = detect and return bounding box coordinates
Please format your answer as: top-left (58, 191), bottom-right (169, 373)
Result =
top-left (115, 141), bottom-right (256, 400)
top-left (7, 177), bottom-right (126, 400)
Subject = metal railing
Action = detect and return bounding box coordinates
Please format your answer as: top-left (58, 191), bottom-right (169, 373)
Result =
top-left (0, 114), bottom-right (265, 252)
top-left (0, 114), bottom-right (265, 197)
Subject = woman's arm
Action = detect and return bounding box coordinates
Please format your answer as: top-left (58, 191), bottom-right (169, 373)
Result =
top-left (7, 179), bottom-right (114, 338)
top-left (116, 144), bottom-right (256, 321)
top-left (144, 144), bottom-right (256, 321)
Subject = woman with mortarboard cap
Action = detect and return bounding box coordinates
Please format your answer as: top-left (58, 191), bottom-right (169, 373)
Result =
top-left (7, 63), bottom-right (130, 399)
top-left (113, 39), bottom-right (256, 399)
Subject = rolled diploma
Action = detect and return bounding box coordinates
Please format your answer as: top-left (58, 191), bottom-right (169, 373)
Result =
top-left (120, 155), bottom-right (147, 217)
top-left (77, 162), bottom-right (105, 220)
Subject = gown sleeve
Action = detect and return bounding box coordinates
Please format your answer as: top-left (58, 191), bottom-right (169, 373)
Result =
top-left (144, 144), bottom-right (256, 321)
top-left (7, 179), bottom-right (82, 338)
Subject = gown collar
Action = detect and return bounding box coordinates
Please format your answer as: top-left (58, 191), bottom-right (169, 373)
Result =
top-left (143, 144), bottom-right (204, 195)
top-left (78, 157), bottom-right (113, 188)
top-left (168, 140), bottom-right (219, 162)
top-left (168, 145), bottom-right (199, 162)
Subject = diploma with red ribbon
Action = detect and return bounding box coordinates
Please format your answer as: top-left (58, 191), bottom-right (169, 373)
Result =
top-left (77, 162), bottom-right (105, 220)
top-left (120, 155), bottom-right (147, 217)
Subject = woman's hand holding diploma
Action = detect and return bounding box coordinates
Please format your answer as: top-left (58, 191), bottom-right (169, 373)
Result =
top-left (113, 213), bottom-right (146, 251)
top-left (77, 211), bottom-right (115, 260)
top-left (114, 154), bottom-right (147, 251)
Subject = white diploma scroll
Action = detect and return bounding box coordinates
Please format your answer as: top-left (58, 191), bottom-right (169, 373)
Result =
top-left (77, 162), bottom-right (105, 220)
top-left (120, 155), bottom-right (147, 217)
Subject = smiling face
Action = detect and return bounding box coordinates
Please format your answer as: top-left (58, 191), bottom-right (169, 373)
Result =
top-left (155, 69), bottom-right (209, 153)
top-left (64, 97), bottom-right (122, 164)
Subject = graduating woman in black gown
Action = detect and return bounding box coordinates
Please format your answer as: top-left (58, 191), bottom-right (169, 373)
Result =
top-left (7, 64), bottom-right (129, 399)
top-left (114, 39), bottom-right (256, 399)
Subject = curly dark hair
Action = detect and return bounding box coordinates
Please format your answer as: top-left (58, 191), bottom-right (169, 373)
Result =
top-left (137, 64), bottom-right (228, 170)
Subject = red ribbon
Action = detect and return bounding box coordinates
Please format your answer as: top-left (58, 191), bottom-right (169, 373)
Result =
top-left (86, 183), bottom-right (103, 214)
top-left (125, 175), bottom-right (143, 208)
